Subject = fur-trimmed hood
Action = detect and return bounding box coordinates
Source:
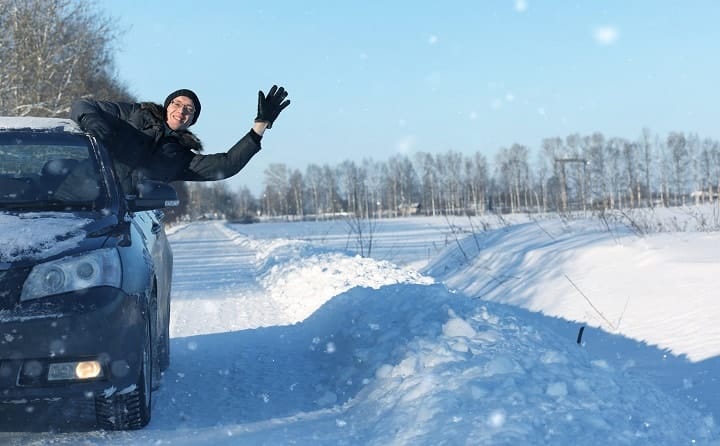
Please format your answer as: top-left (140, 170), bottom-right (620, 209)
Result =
top-left (138, 102), bottom-right (203, 152)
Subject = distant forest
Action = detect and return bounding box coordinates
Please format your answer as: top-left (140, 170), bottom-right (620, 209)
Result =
top-left (183, 128), bottom-right (719, 220)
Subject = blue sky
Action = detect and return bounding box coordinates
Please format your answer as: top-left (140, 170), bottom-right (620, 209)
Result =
top-left (100, 1), bottom-right (720, 195)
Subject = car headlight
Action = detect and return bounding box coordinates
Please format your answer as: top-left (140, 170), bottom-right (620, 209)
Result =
top-left (21, 248), bottom-right (122, 301)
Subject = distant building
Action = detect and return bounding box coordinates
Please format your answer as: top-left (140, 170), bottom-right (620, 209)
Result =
top-left (398, 202), bottom-right (421, 216)
top-left (690, 190), bottom-right (719, 204)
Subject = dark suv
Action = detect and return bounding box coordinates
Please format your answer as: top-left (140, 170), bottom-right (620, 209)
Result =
top-left (0, 117), bottom-right (177, 430)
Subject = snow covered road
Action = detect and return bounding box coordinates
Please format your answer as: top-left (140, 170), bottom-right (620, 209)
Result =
top-left (169, 222), bottom-right (290, 332)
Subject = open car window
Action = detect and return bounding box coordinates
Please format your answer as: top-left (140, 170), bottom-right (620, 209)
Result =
top-left (0, 132), bottom-right (109, 211)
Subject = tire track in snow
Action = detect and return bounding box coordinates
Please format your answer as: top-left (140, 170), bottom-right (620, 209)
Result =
top-left (156, 221), bottom-right (331, 428)
top-left (167, 221), bottom-right (289, 336)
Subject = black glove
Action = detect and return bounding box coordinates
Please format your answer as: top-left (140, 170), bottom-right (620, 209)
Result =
top-left (80, 113), bottom-right (115, 141)
top-left (255, 85), bottom-right (290, 129)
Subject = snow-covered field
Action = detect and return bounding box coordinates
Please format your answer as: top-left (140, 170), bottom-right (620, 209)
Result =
top-left (1, 206), bottom-right (719, 445)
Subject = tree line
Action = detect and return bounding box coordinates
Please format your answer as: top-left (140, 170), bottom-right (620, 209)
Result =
top-left (184, 129), bottom-right (720, 221)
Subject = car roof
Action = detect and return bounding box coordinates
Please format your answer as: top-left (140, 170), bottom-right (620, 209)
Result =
top-left (0, 117), bottom-right (84, 134)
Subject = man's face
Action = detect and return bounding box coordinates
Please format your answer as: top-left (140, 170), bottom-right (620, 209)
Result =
top-left (166, 96), bottom-right (196, 131)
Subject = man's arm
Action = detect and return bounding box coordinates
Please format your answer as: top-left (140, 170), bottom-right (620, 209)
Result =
top-left (182, 130), bottom-right (263, 181)
top-left (173, 85), bottom-right (289, 182)
top-left (70, 99), bottom-right (137, 123)
top-left (252, 121), bottom-right (268, 136)
top-left (70, 99), bottom-right (139, 142)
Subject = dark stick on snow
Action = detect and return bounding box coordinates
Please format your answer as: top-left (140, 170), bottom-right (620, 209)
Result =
top-left (576, 326), bottom-right (585, 345)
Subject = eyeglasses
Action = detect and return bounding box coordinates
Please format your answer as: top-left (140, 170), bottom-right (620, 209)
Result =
top-left (168, 100), bottom-right (195, 114)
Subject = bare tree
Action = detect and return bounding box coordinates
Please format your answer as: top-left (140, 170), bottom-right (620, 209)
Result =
top-left (464, 152), bottom-right (488, 214)
top-left (541, 137), bottom-right (565, 211)
top-left (415, 152), bottom-right (438, 216)
top-left (363, 158), bottom-right (384, 218)
top-left (620, 140), bottom-right (639, 208)
top-left (235, 186), bottom-right (258, 218)
top-left (605, 138), bottom-right (625, 209)
top-left (322, 165), bottom-right (341, 215)
top-left (303, 163), bottom-right (342, 218)
top-left (667, 132), bottom-right (689, 205)
top-left (496, 144), bottom-right (530, 213)
top-left (0, 0), bottom-right (132, 116)
top-left (638, 128), bottom-right (654, 206)
top-left (384, 155), bottom-right (418, 217)
top-left (262, 163), bottom-right (289, 217)
top-left (686, 133), bottom-right (702, 202)
top-left (338, 160), bottom-right (363, 216)
top-left (434, 151), bottom-right (463, 215)
top-left (287, 169), bottom-right (304, 217)
top-left (581, 133), bottom-right (602, 208)
top-left (304, 164), bottom-right (324, 217)
top-left (564, 134), bottom-right (588, 212)
top-left (533, 149), bottom-right (550, 213)
top-left (700, 138), bottom-right (720, 200)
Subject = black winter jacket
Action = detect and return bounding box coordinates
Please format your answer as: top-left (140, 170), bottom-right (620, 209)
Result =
top-left (70, 99), bottom-right (262, 191)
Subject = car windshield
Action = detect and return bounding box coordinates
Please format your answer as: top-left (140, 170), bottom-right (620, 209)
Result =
top-left (0, 132), bottom-right (108, 211)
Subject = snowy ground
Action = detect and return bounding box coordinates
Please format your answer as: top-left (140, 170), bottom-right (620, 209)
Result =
top-left (1, 206), bottom-right (719, 445)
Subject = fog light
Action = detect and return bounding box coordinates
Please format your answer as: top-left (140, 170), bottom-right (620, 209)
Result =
top-left (76, 360), bottom-right (103, 379)
top-left (47, 360), bottom-right (103, 381)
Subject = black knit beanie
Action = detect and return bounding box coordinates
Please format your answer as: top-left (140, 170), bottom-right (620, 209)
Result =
top-left (164, 89), bottom-right (201, 126)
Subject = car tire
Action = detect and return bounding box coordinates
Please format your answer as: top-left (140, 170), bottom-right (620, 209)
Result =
top-left (95, 317), bottom-right (152, 430)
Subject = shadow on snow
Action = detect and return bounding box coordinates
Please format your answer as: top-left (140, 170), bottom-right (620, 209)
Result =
top-left (1, 283), bottom-right (716, 436)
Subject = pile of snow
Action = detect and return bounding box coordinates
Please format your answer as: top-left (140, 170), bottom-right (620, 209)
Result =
top-left (0, 117), bottom-right (82, 133)
top-left (426, 217), bottom-right (720, 363)
top-left (280, 284), bottom-right (716, 445)
top-left (254, 238), bottom-right (433, 323)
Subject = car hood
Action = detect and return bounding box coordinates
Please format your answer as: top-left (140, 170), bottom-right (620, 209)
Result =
top-left (0, 211), bottom-right (120, 267)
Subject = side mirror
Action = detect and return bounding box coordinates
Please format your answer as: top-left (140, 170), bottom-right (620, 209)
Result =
top-left (127, 180), bottom-right (179, 211)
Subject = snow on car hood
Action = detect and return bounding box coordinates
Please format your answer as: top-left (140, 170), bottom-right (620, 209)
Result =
top-left (0, 212), bottom-right (92, 263)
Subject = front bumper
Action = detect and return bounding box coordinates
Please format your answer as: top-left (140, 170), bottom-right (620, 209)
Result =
top-left (0, 286), bottom-right (147, 402)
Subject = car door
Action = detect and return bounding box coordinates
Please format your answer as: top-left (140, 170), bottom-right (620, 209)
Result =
top-left (129, 210), bottom-right (171, 348)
